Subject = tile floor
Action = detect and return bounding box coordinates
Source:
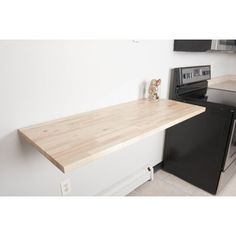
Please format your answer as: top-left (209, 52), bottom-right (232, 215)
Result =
top-left (128, 169), bottom-right (236, 196)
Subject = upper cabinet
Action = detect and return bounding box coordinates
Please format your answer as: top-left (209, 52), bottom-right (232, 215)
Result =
top-left (174, 40), bottom-right (236, 53)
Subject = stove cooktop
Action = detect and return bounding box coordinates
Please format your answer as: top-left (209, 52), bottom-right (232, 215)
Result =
top-left (180, 87), bottom-right (236, 109)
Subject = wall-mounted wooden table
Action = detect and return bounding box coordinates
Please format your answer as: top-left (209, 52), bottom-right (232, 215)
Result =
top-left (18, 99), bottom-right (205, 173)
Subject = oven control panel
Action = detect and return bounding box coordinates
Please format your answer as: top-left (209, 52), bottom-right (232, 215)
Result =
top-left (180, 65), bottom-right (211, 85)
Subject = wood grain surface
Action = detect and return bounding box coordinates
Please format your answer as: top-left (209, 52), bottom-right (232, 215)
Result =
top-left (209, 79), bottom-right (236, 92)
top-left (18, 99), bottom-right (205, 173)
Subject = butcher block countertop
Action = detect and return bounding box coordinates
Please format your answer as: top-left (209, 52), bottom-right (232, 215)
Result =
top-left (18, 99), bottom-right (205, 173)
top-left (209, 75), bottom-right (236, 92)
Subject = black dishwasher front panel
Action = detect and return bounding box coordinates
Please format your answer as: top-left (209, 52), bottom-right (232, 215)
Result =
top-left (163, 106), bottom-right (232, 194)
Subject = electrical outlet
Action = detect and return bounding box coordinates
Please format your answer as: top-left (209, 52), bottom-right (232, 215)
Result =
top-left (60, 179), bottom-right (71, 196)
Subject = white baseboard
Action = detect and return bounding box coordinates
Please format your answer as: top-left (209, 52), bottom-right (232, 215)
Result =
top-left (97, 166), bottom-right (153, 196)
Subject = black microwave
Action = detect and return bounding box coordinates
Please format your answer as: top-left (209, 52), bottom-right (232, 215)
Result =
top-left (174, 40), bottom-right (236, 52)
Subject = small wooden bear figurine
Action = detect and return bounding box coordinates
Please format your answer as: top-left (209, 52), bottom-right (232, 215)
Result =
top-left (148, 79), bottom-right (161, 101)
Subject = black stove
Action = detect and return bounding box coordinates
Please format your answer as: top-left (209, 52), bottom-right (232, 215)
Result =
top-left (182, 87), bottom-right (236, 109)
top-left (163, 65), bottom-right (236, 194)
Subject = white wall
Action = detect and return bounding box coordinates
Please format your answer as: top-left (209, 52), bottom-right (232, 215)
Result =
top-left (1, 40), bottom-right (236, 195)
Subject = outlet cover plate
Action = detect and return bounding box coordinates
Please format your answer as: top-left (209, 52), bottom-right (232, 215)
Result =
top-left (60, 179), bottom-right (71, 196)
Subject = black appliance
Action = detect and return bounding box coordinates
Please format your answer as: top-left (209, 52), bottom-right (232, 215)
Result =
top-left (174, 40), bottom-right (236, 52)
top-left (163, 65), bottom-right (236, 194)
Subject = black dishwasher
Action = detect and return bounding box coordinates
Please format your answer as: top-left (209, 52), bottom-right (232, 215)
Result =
top-left (163, 65), bottom-right (236, 194)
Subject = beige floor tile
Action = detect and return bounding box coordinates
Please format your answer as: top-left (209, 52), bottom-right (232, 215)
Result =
top-left (164, 172), bottom-right (211, 196)
top-left (128, 177), bottom-right (189, 196)
top-left (219, 173), bottom-right (236, 196)
top-left (127, 190), bottom-right (139, 196)
top-left (153, 169), bottom-right (171, 180)
top-left (128, 169), bottom-right (236, 196)
top-left (128, 169), bottom-right (212, 196)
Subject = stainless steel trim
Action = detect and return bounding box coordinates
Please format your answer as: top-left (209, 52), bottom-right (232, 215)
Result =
top-left (218, 159), bottom-right (236, 194)
top-left (211, 40), bottom-right (219, 50)
top-left (224, 120), bottom-right (236, 170)
top-left (181, 66), bottom-right (211, 85)
top-left (211, 40), bottom-right (236, 52)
